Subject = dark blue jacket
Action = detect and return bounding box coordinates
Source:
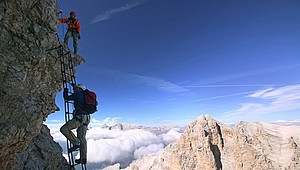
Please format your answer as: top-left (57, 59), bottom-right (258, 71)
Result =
top-left (63, 89), bottom-right (88, 115)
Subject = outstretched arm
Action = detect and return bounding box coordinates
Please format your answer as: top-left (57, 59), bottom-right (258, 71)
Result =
top-left (59, 18), bottom-right (68, 23)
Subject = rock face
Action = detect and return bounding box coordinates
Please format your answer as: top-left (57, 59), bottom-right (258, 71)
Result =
top-left (7, 125), bottom-right (68, 169)
top-left (122, 115), bottom-right (300, 170)
top-left (0, 0), bottom-right (83, 168)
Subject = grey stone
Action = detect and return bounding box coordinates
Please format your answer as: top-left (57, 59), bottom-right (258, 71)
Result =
top-left (119, 115), bottom-right (300, 170)
top-left (0, 0), bottom-right (84, 168)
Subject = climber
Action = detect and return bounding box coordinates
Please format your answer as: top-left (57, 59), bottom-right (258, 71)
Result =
top-left (60, 84), bottom-right (90, 164)
top-left (58, 11), bottom-right (81, 54)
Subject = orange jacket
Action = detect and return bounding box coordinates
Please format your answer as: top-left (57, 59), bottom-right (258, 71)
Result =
top-left (59, 18), bottom-right (81, 32)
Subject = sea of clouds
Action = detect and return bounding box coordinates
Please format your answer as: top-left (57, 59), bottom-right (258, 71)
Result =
top-left (46, 116), bottom-right (300, 169)
top-left (47, 122), bottom-right (184, 169)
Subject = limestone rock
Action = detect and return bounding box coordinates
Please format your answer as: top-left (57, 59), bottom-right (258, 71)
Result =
top-left (121, 115), bottom-right (300, 170)
top-left (7, 125), bottom-right (68, 170)
top-left (0, 0), bottom-right (84, 168)
top-left (103, 163), bottom-right (121, 170)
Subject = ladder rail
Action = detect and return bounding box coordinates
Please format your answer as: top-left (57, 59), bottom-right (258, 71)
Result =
top-left (58, 45), bottom-right (76, 169)
top-left (46, 29), bottom-right (87, 169)
top-left (57, 44), bottom-right (86, 170)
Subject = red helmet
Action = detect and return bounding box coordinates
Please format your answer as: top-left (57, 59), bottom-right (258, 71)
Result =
top-left (70, 11), bottom-right (76, 17)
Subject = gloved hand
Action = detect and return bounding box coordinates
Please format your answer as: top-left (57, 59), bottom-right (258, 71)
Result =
top-left (78, 33), bottom-right (81, 40)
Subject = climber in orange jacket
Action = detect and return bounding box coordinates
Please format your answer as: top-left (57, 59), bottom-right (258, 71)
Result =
top-left (59, 11), bottom-right (81, 54)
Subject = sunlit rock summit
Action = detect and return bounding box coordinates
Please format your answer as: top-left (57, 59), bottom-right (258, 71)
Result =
top-left (106, 115), bottom-right (300, 170)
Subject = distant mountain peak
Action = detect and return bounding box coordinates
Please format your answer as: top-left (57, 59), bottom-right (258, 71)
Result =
top-left (105, 114), bottom-right (300, 170)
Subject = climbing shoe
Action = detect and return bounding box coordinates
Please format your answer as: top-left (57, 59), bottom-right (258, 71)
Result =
top-left (68, 145), bottom-right (80, 152)
top-left (75, 158), bottom-right (87, 164)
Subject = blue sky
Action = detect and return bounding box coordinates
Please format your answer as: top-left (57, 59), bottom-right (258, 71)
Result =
top-left (47, 0), bottom-right (300, 125)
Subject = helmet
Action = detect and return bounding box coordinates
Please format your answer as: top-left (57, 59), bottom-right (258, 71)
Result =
top-left (76, 84), bottom-right (86, 90)
top-left (70, 11), bottom-right (76, 17)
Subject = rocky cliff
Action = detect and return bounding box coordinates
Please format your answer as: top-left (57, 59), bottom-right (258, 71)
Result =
top-left (0, 0), bottom-right (83, 168)
top-left (115, 115), bottom-right (300, 170)
top-left (6, 125), bottom-right (68, 169)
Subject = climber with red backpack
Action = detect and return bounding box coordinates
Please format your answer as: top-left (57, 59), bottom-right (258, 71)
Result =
top-left (59, 11), bottom-right (81, 54)
top-left (60, 84), bottom-right (98, 164)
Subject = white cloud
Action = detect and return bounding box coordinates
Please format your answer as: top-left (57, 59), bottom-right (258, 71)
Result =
top-left (47, 123), bottom-right (183, 169)
top-left (45, 122), bottom-right (63, 137)
top-left (270, 120), bottom-right (300, 126)
top-left (248, 88), bottom-right (274, 98)
top-left (184, 84), bottom-right (280, 88)
top-left (133, 143), bottom-right (164, 159)
top-left (102, 117), bottom-right (122, 126)
top-left (228, 85), bottom-right (300, 117)
top-left (127, 74), bottom-right (188, 93)
top-left (248, 85), bottom-right (300, 100)
top-left (46, 119), bottom-right (63, 123)
top-left (193, 90), bottom-right (257, 101)
top-left (86, 128), bottom-right (163, 166)
top-left (90, 0), bottom-right (147, 24)
top-left (98, 69), bottom-right (188, 93)
top-left (198, 64), bottom-right (300, 85)
top-left (160, 128), bottom-right (182, 145)
top-left (87, 117), bottom-right (123, 127)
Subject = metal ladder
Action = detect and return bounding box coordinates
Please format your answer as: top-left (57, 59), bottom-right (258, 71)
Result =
top-left (47, 37), bottom-right (87, 170)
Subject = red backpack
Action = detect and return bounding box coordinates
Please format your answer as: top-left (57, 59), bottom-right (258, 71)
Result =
top-left (82, 89), bottom-right (98, 114)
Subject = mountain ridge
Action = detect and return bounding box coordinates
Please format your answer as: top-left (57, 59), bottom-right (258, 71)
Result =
top-left (105, 114), bottom-right (300, 170)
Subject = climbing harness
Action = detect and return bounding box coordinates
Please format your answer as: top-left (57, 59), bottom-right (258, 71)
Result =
top-left (46, 33), bottom-right (87, 170)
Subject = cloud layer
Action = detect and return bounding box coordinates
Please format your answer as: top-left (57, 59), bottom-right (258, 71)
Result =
top-left (47, 123), bottom-right (182, 169)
